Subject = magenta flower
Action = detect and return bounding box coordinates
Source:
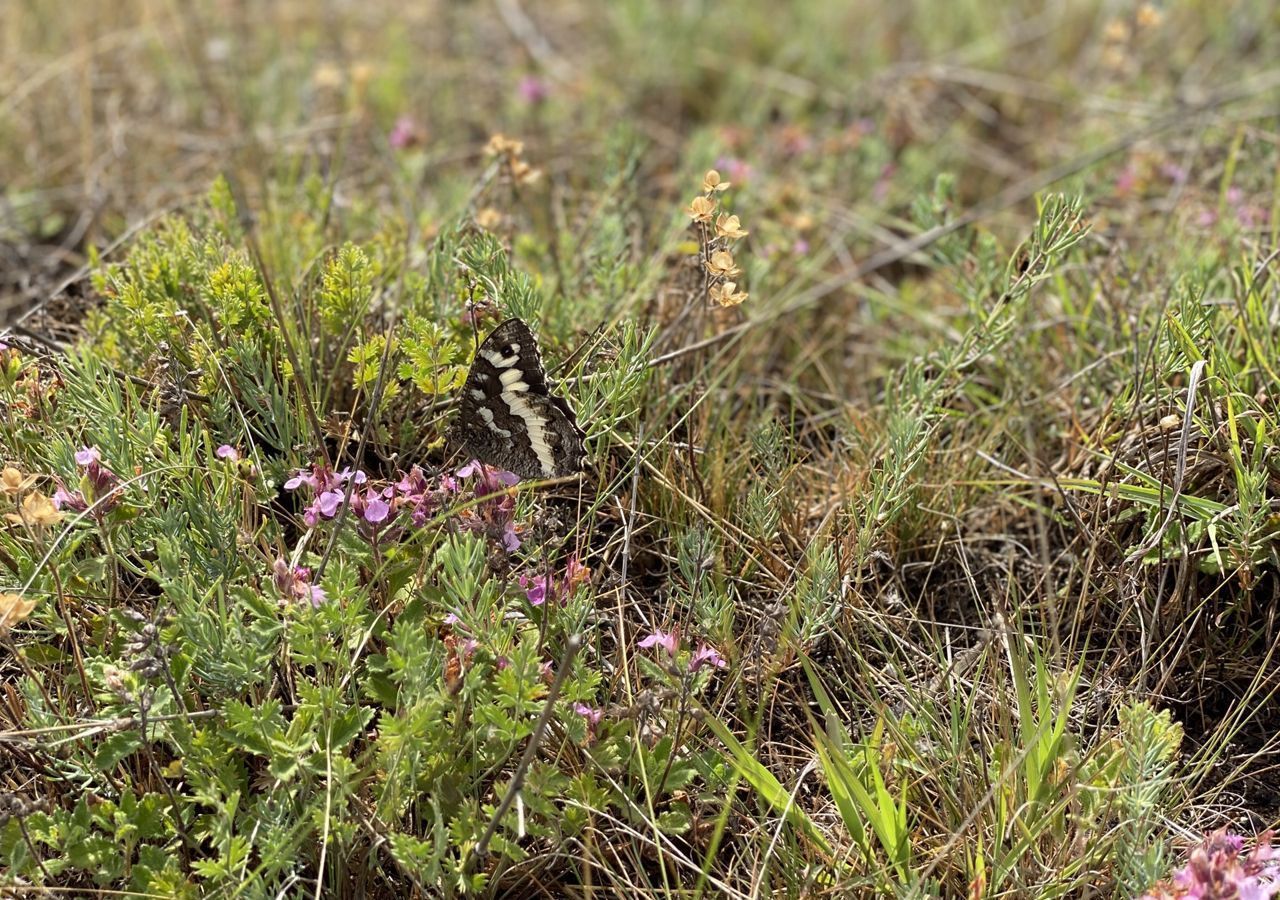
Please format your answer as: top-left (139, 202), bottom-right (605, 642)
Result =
top-left (51, 482), bottom-right (88, 512)
top-left (389, 115), bottom-right (422, 150)
top-left (689, 644), bottom-right (727, 672)
top-left (271, 557), bottom-right (327, 608)
top-left (54, 446), bottom-right (122, 515)
top-left (285, 463), bottom-right (365, 494)
top-left (1142, 828), bottom-right (1280, 900)
top-left (638, 628), bottom-right (679, 656)
top-left (454, 461), bottom-right (523, 551)
top-left (456, 460), bottom-right (520, 491)
top-left (319, 490), bottom-right (342, 516)
top-left (573, 702), bottom-right (604, 727)
top-left (516, 557), bottom-right (590, 607)
top-left (500, 520), bottom-right (521, 552)
top-left (1115, 164), bottom-right (1139, 196)
top-left (714, 156), bottom-right (753, 183)
top-left (395, 466), bottom-right (429, 497)
top-left (520, 572), bottom-right (550, 606)
top-left (873, 162), bottom-right (897, 202)
top-left (517, 74), bottom-right (549, 104)
top-left (1160, 162), bottom-right (1189, 185)
top-left (357, 488), bottom-right (390, 525)
top-left (76, 447), bottom-right (120, 495)
top-left (215, 445), bottom-right (240, 461)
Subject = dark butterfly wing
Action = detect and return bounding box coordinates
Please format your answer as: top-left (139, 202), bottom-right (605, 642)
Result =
top-left (455, 318), bottom-right (586, 479)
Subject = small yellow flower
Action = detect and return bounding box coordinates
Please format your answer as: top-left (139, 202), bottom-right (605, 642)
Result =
top-left (709, 281), bottom-right (748, 307)
top-left (1101, 46), bottom-right (1130, 72)
top-left (0, 467), bottom-right (35, 495)
top-left (5, 491), bottom-right (62, 528)
top-left (510, 159), bottom-right (542, 185)
top-left (1136, 3), bottom-right (1163, 29)
top-left (706, 250), bottom-right (741, 278)
top-left (475, 207), bottom-right (505, 231)
top-left (1103, 18), bottom-right (1131, 44)
top-left (0, 592), bottom-right (36, 632)
top-left (715, 213), bottom-right (748, 240)
top-left (702, 169), bottom-right (730, 193)
top-left (686, 196), bottom-right (717, 222)
top-left (311, 63), bottom-right (345, 90)
top-left (485, 133), bottom-right (524, 158)
top-left (350, 61), bottom-right (375, 91)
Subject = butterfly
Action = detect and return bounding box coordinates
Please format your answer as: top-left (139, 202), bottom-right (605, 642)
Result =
top-left (453, 317), bottom-right (586, 480)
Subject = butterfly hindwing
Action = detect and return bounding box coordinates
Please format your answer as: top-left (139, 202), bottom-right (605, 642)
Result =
top-left (455, 318), bottom-right (586, 479)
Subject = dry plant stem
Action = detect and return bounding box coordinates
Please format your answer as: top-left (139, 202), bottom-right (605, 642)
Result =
top-left (27, 523), bottom-right (92, 709)
top-left (467, 633), bottom-right (582, 868)
top-left (135, 689), bottom-right (194, 859)
top-left (0, 633), bottom-right (59, 718)
top-left (1125, 359), bottom-right (1206, 564)
top-left (0, 707), bottom-right (225, 744)
top-left (51, 589), bottom-right (92, 711)
top-left (15, 813), bottom-right (53, 883)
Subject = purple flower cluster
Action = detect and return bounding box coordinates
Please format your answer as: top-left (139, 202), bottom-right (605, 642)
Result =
top-left (52, 446), bottom-right (123, 516)
top-left (1197, 186), bottom-right (1271, 230)
top-left (272, 558), bottom-right (327, 608)
top-left (1143, 829), bottom-right (1279, 900)
top-left (637, 627), bottom-right (727, 673)
top-left (284, 459), bottom-right (525, 549)
top-left (389, 115), bottom-right (424, 150)
top-left (518, 555), bottom-right (590, 607)
top-left (284, 463), bottom-right (369, 527)
top-left (574, 701), bottom-right (604, 730)
top-left (453, 460), bottom-right (522, 551)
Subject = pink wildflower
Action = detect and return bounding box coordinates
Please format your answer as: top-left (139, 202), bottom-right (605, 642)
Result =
top-left (1142, 828), bottom-right (1280, 900)
top-left (272, 558), bottom-right (327, 608)
top-left (517, 75), bottom-right (549, 104)
top-left (389, 115), bottom-right (423, 150)
top-left (573, 702), bottom-right (604, 727)
top-left (520, 572), bottom-right (550, 606)
top-left (638, 628), bottom-right (679, 656)
top-left (689, 644), bottom-right (727, 672)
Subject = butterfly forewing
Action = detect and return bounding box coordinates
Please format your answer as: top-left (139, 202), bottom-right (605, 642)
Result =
top-left (455, 318), bottom-right (586, 479)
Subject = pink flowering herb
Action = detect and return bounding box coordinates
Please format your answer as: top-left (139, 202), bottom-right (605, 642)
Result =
top-left (573, 702), bottom-right (604, 727)
top-left (519, 572), bottom-right (550, 606)
top-left (453, 461), bottom-right (523, 551)
top-left (52, 482), bottom-right (89, 513)
top-left (638, 628), bottom-right (679, 656)
top-left (1142, 828), bottom-right (1279, 900)
top-left (54, 446), bottom-right (122, 515)
top-left (389, 115), bottom-right (423, 150)
top-left (689, 644), bottom-right (727, 673)
top-left (271, 557), bottom-right (327, 608)
top-left (215, 444), bottom-right (240, 461)
top-left (517, 74), bottom-right (549, 104)
top-left (355, 488), bottom-right (390, 525)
